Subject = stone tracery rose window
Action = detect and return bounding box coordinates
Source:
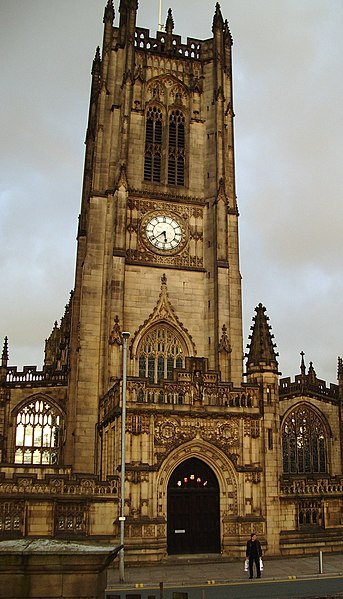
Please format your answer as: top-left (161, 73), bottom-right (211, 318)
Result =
top-left (282, 405), bottom-right (327, 474)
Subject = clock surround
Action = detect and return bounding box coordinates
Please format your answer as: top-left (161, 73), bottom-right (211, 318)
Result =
top-left (141, 211), bottom-right (188, 255)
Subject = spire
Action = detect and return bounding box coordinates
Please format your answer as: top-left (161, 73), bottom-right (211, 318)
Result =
top-left (338, 357), bottom-right (343, 402)
top-left (246, 303), bottom-right (279, 374)
top-left (338, 356), bottom-right (343, 382)
top-left (92, 46), bottom-right (101, 77)
top-left (165, 8), bottom-right (174, 35)
top-left (212, 2), bottom-right (224, 33)
top-left (1, 336), bottom-right (8, 368)
top-left (300, 350), bottom-right (306, 378)
top-left (224, 18), bottom-right (233, 46)
top-left (308, 361), bottom-right (317, 384)
top-left (103, 0), bottom-right (115, 25)
top-left (164, 8), bottom-right (174, 53)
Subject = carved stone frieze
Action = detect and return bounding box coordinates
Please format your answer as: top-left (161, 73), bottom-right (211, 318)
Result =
top-left (154, 415), bottom-right (240, 458)
top-left (223, 522), bottom-right (238, 535)
top-left (0, 476), bottom-right (118, 497)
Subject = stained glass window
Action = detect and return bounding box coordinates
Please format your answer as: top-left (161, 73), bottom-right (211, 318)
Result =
top-left (282, 405), bottom-right (326, 474)
top-left (138, 326), bottom-right (185, 383)
top-left (14, 399), bottom-right (63, 465)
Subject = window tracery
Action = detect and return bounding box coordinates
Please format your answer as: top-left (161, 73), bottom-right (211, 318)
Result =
top-left (282, 405), bottom-right (327, 474)
top-left (298, 500), bottom-right (323, 529)
top-left (168, 110), bottom-right (185, 186)
top-left (138, 325), bottom-right (185, 384)
top-left (144, 106), bottom-right (163, 182)
top-left (143, 102), bottom-right (186, 187)
top-left (14, 398), bottom-right (63, 465)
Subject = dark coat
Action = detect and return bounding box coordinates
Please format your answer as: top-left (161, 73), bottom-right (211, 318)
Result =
top-left (246, 538), bottom-right (263, 558)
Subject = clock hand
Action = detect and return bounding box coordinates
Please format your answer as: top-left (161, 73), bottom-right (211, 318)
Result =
top-left (151, 230), bottom-right (167, 242)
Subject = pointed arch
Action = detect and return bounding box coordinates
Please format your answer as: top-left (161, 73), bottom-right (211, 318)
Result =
top-left (156, 439), bottom-right (238, 524)
top-left (281, 402), bottom-right (330, 475)
top-left (130, 276), bottom-right (196, 381)
top-left (144, 75), bottom-right (189, 187)
top-left (12, 393), bottom-right (65, 466)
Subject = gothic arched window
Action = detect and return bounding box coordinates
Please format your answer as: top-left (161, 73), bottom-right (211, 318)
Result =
top-left (282, 405), bottom-right (327, 474)
top-left (138, 325), bottom-right (185, 384)
top-left (14, 398), bottom-right (63, 465)
top-left (168, 110), bottom-right (185, 186)
top-left (144, 106), bottom-right (163, 182)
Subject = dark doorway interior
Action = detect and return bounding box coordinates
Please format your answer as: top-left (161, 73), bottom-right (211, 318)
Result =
top-left (167, 457), bottom-right (220, 554)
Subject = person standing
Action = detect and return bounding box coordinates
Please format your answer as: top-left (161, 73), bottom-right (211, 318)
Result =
top-left (246, 532), bottom-right (263, 579)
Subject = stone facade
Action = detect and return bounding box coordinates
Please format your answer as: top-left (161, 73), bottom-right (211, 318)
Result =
top-left (1, 0), bottom-right (343, 566)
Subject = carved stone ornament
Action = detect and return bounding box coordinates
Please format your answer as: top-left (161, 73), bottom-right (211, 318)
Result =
top-left (219, 324), bottom-right (232, 354)
top-left (109, 315), bottom-right (122, 345)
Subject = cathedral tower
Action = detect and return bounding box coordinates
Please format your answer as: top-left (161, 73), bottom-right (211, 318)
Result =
top-left (65, 0), bottom-right (243, 473)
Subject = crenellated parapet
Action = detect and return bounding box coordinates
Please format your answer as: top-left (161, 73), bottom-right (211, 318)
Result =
top-left (134, 27), bottom-right (208, 61)
top-left (4, 366), bottom-right (67, 388)
top-left (279, 375), bottom-right (339, 402)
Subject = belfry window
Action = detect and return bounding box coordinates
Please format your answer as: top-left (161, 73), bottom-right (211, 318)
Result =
top-left (14, 398), bottom-right (62, 465)
top-left (144, 106), bottom-right (163, 182)
top-left (168, 110), bottom-right (185, 186)
top-left (138, 326), bottom-right (185, 384)
top-left (144, 105), bottom-right (186, 186)
top-left (282, 405), bottom-right (327, 474)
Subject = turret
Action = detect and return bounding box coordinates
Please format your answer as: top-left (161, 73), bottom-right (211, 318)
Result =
top-left (103, 1), bottom-right (115, 53)
top-left (164, 8), bottom-right (174, 53)
top-left (246, 304), bottom-right (281, 553)
top-left (338, 356), bottom-right (343, 397)
top-left (246, 303), bottom-right (279, 378)
top-left (0, 337), bottom-right (8, 383)
top-left (212, 2), bottom-right (224, 34)
top-left (118, 0), bottom-right (138, 47)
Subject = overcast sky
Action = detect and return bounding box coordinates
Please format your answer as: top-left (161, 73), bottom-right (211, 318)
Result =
top-left (1, 1), bottom-right (342, 384)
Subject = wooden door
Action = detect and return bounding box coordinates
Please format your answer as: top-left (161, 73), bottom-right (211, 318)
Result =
top-left (167, 458), bottom-right (220, 554)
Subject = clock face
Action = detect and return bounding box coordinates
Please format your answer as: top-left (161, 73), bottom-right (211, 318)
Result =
top-left (145, 215), bottom-right (183, 251)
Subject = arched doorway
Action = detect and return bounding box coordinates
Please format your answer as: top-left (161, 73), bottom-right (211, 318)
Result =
top-left (167, 457), bottom-right (220, 554)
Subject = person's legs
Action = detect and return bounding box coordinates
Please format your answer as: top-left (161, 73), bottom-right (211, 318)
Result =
top-left (255, 555), bottom-right (261, 578)
top-left (249, 556), bottom-right (254, 578)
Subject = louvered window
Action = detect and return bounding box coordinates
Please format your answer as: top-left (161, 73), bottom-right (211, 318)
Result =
top-left (144, 106), bottom-right (163, 182)
top-left (168, 110), bottom-right (185, 186)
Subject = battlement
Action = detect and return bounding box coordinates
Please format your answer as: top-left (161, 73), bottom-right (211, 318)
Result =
top-left (5, 366), bottom-right (68, 387)
top-left (134, 27), bottom-right (209, 60)
top-left (279, 374), bottom-right (339, 402)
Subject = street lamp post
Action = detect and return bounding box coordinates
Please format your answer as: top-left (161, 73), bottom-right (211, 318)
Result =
top-left (119, 331), bottom-right (130, 583)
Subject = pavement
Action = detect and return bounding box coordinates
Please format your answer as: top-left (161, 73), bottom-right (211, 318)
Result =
top-left (107, 551), bottom-right (343, 587)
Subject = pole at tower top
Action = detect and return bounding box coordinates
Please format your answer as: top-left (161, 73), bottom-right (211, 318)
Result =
top-left (158, 0), bottom-right (164, 32)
